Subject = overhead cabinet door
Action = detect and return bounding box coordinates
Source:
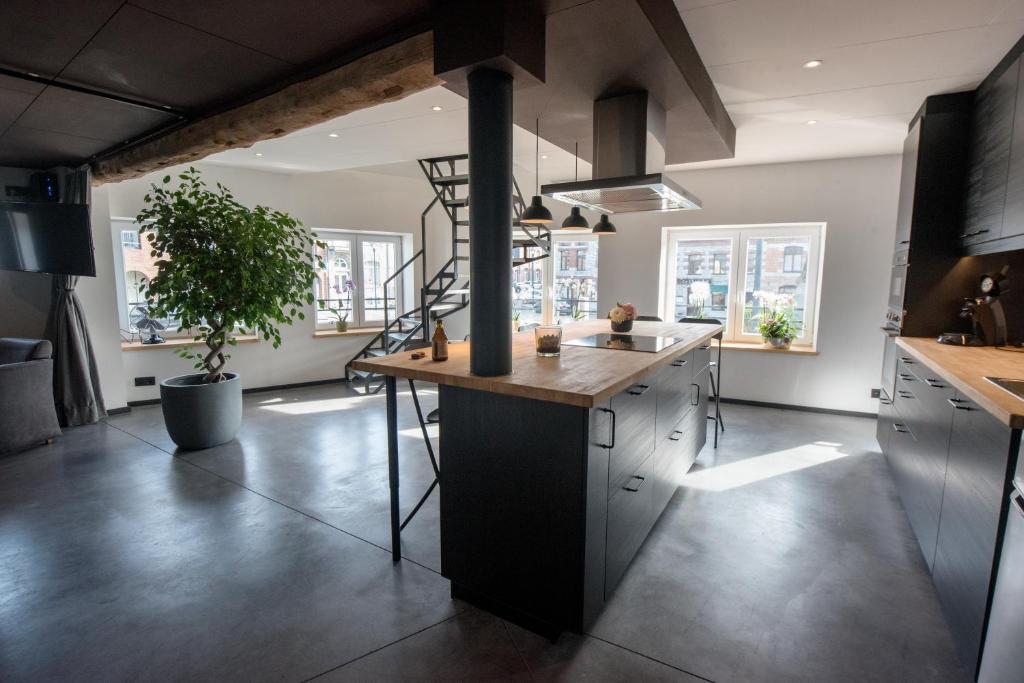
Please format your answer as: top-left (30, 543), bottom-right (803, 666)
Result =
top-left (1003, 56), bottom-right (1024, 241)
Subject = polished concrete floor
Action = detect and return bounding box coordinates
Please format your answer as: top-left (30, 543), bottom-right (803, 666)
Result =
top-left (0, 383), bottom-right (968, 682)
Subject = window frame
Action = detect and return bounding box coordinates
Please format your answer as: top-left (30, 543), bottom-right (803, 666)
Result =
top-left (312, 229), bottom-right (405, 330)
top-left (662, 223), bottom-right (825, 348)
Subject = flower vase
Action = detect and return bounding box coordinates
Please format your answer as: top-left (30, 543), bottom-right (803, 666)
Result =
top-left (610, 319), bottom-right (633, 333)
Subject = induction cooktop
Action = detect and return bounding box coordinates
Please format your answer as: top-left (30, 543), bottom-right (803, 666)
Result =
top-left (563, 333), bottom-right (683, 353)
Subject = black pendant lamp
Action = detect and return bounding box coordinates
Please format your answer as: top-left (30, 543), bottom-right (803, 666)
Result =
top-left (521, 118), bottom-right (553, 225)
top-left (592, 214), bottom-right (616, 235)
top-left (561, 142), bottom-right (590, 231)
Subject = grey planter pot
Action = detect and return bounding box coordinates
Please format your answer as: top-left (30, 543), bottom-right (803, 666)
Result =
top-left (160, 373), bottom-right (242, 450)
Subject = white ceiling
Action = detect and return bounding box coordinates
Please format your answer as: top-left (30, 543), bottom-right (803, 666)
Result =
top-left (205, 0), bottom-right (1024, 177)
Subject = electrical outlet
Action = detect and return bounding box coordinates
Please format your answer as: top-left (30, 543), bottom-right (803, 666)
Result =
top-left (870, 388), bottom-right (881, 399)
top-left (135, 376), bottom-right (156, 387)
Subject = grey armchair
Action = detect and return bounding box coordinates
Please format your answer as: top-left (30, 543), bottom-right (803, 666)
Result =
top-left (0, 338), bottom-right (61, 454)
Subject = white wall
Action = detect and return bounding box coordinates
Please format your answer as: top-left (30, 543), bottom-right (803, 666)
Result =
top-left (597, 155), bottom-right (900, 414)
top-left (95, 162), bottom-right (449, 404)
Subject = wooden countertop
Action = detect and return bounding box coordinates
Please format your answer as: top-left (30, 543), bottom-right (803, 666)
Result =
top-left (351, 319), bottom-right (720, 408)
top-left (896, 337), bottom-right (1024, 429)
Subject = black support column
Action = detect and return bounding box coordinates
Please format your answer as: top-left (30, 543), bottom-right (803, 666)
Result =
top-left (467, 68), bottom-right (513, 377)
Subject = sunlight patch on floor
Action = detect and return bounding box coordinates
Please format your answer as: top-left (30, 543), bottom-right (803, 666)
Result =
top-left (681, 441), bottom-right (853, 492)
top-left (257, 394), bottom-right (381, 415)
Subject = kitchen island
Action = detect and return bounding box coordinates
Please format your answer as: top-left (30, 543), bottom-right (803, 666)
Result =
top-left (352, 319), bottom-right (719, 635)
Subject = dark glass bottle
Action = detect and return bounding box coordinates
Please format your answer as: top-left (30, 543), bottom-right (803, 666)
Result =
top-left (431, 320), bottom-right (449, 361)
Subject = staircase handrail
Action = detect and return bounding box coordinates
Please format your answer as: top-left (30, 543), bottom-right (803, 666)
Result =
top-left (382, 247), bottom-right (424, 334)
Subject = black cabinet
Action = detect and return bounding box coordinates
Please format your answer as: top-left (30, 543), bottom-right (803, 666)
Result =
top-left (932, 393), bottom-right (1017, 678)
top-left (608, 379), bottom-right (657, 497)
top-left (962, 58), bottom-right (1018, 248)
top-left (1003, 56), bottom-right (1024, 241)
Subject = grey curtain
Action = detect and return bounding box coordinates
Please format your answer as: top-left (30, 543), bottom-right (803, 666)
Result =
top-left (46, 166), bottom-right (106, 426)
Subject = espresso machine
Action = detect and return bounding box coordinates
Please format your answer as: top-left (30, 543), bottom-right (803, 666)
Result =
top-left (938, 266), bottom-right (1009, 346)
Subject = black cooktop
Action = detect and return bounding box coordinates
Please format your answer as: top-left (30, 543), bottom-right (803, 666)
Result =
top-left (563, 333), bottom-right (683, 353)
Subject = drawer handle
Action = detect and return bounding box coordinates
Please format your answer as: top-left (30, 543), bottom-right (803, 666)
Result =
top-left (947, 398), bottom-right (972, 411)
top-left (623, 475), bottom-right (646, 493)
top-left (899, 357), bottom-right (915, 364)
top-left (671, 359), bottom-right (688, 367)
top-left (892, 422), bottom-right (910, 433)
top-left (691, 383), bottom-right (701, 406)
top-left (897, 390), bottom-right (914, 399)
top-left (628, 384), bottom-right (651, 396)
top-left (668, 429), bottom-right (683, 441)
top-left (959, 229), bottom-right (990, 239)
top-left (698, 344), bottom-right (712, 351)
top-left (598, 407), bottom-right (616, 449)
top-left (925, 378), bottom-right (946, 389)
top-left (898, 373), bottom-right (915, 381)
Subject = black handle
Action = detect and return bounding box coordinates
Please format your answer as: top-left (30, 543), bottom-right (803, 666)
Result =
top-left (898, 239), bottom-right (910, 244)
top-left (899, 356), bottom-right (915, 364)
top-left (623, 475), bottom-right (646, 493)
top-left (1013, 494), bottom-right (1024, 518)
top-left (698, 344), bottom-right (712, 351)
top-left (628, 383), bottom-right (650, 396)
top-left (947, 398), bottom-right (972, 411)
top-left (668, 429), bottom-right (683, 442)
top-left (892, 422), bottom-right (910, 433)
top-left (692, 383), bottom-right (701, 406)
top-left (599, 407), bottom-right (616, 449)
top-left (898, 373), bottom-right (915, 381)
top-left (925, 378), bottom-right (946, 389)
top-left (671, 358), bottom-right (688, 367)
top-left (879, 397), bottom-right (892, 405)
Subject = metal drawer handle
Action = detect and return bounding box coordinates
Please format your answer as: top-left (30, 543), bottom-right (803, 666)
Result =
top-left (668, 429), bottom-right (683, 441)
top-left (698, 344), bottom-right (712, 351)
top-left (925, 378), bottom-right (946, 389)
top-left (892, 423), bottom-right (910, 433)
top-left (628, 384), bottom-right (651, 396)
top-left (899, 357), bottom-right (915, 364)
top-left (671, 359), bottom-right (688, 367)
top-left (623, 475), bottom-right (646, 493)
top-left (898, 373), bottom-right (915, 381)
top-left (946, 398), bottom-right (972, 411)
top-left (692, 383), bottom-right (701, 406)
top-left (897, 391), bottom-right (914, 399)
top-left (1013, 494), bottom-right (1024, 518)
top-left (598, 407), bottom-right (616, 449)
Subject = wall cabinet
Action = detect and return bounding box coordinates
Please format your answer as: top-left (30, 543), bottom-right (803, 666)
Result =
top-left (879, 349), bottom-right (1020, 678)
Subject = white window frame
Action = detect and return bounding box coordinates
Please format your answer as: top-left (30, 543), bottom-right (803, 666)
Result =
top-left (313, 229), bottom-right (406, 330)
top-left (661, 223), bottom-right (825, 348)
top-left (514, 232), bottom-right (599, 325)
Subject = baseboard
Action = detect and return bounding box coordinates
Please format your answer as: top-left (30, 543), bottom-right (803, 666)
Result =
top-left (125, 377), bottom-right (352, 407)
top-left (106, 406), bottom-right (131, 415)
top-left (719, 397), bottom-right (877, 420)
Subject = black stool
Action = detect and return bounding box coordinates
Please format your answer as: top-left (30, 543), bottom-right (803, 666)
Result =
top-left (678, 317), bottom-right (725, 448)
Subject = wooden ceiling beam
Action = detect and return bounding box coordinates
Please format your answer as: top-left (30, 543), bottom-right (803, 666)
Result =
top-left (91, 31), bottom-right (440, 185)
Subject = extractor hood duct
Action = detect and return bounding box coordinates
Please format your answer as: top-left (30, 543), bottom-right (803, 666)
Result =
top-left (541, 91), bottom-right (701, 213)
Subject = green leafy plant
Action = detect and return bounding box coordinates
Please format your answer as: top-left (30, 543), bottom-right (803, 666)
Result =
top-left (137, 168), bottom-right (323, 383)
top-left (754, 290), bottom-right (798, 341)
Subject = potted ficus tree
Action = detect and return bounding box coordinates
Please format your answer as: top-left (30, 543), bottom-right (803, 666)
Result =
top-left (138, 168), bottom-right (321, 449)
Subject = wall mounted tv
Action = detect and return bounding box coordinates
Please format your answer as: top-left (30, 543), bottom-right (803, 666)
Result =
top-left (0, 202), bottom-right (95, 276)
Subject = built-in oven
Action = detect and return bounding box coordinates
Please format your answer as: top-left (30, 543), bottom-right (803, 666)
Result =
top-left (880, 251), bottom-right (908, 403)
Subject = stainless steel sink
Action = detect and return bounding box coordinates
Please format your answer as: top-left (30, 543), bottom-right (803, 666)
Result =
top-left (986, 377), bottom-right (1024, 400)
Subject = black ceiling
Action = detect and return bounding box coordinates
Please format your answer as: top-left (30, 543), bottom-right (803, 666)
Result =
top-left (0, 0), bottom-right (430, 169)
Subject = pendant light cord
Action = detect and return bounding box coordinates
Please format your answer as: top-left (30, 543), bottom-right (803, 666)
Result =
top-left (534, 118), bottom-right (540, 195)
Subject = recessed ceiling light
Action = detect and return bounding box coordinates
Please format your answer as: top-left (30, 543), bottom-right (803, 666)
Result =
top-left (431, 105), bottom-right (443, 111)
top-left (803, 59), bottom-right (824, 69)
top-left (806, 120), bottom-right (818, 125)
top-left (328, 133), bottom-right (339, 138)
top-left (255, 152), bottom-right (264, 157)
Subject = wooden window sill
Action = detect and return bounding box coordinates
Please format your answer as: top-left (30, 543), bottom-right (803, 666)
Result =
top-left (313, 328), bottom-right (384, 338)
top-left (720, 341), bottom-right (818, 355)
top-left (121, 335), bottom-right (260, 351)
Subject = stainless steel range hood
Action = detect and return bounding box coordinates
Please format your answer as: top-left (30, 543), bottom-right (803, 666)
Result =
top-left (542, 91), bottom-right (702, 214)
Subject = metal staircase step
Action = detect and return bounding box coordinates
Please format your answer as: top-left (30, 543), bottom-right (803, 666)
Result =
top-left (362, 348), bottom-right (387, 357)
top-left (444, 288), bottom-right (470, 295)
top-left (455, 255), bottom-right (468, 261)
top-left (444, 198), bottom-right (469, 208)
top-left (455, 238), bottom-right (469, 244)
top-left (349, 367), bottom-right (383, 380)
top-left (431, 303), bottom-right (463, 312)
top-left (433, 174), bottom-right (468, 186)
top-left (422, 153), bottom-right (468, 164)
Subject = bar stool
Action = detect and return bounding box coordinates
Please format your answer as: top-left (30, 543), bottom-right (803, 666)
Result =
top-left (677, 317), bottom-right (725, 448)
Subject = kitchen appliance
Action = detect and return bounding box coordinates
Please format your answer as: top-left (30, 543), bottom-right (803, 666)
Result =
top-left (541, 91), bottom-right (701, 214)
top-left (563, 333), bottom-right (682, 353)
top-left (938, 268), bottom-right (1009, 346)
top-left (977, 454), bottom-right (1024, 682)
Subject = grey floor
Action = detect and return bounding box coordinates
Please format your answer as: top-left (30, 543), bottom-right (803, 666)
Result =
top-left (0, 383), bottom-right (968, 682)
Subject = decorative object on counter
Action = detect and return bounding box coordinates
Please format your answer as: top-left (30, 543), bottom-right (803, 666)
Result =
top-left (592, 214), bottom-right (616, 235)
top-left (432, 320), bottom-right (449, 361)
top-left (687, 281), bottom-right (711, 319)
top-left (608, 302), bottom-right (637, 332)
top-left (939, 267), bottom-right (1009, 347)
top-left (754, 291), bottom-right (797, 350)
top-left (411, 351), bottom-right (425, 360)
top-left (137, 167), bottom-right (323, 449)
top-left (535, 325), bottom-right (563, 356)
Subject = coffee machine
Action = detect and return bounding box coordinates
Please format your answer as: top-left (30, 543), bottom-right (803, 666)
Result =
top-left (938, 267), bottom-right (1009, 346)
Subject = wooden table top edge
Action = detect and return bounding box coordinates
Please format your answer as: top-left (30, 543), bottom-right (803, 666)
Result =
top-left (896, 337), bottom-right (1024, 429)
top-left (351, 322), bottom-right (720, 409)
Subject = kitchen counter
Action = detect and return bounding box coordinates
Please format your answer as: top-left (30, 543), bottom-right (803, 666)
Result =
top-left (351, 318), bottom-right (720, 407)
top-left (896, 337), bottom-right (1024, 428)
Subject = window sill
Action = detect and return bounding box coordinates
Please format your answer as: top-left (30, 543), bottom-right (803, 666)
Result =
top-left (720, 341), bottom-right (818, 355)
top-left (313, 328), bottom-right (384, 338)
top-left (121, 335), bottom-right (260, 352)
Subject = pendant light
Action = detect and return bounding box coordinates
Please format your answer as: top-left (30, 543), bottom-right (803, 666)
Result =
top-left (561, 142), bottom-right (590, 231)
top-left (521, 118), bottom-right (553, 225)
top-left (592, 214), bottom-right (616, 235)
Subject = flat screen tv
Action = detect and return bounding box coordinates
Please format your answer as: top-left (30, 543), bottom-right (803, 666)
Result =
top-left (0, 202), bottom-right (95, 276)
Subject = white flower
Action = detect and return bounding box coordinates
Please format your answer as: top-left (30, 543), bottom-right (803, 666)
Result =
top-left (688, 281), bottom-right (711, 306)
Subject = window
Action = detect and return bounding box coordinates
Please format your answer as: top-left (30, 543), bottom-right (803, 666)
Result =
top-left (663, 224), bottom-right (824, 347)
top-left (111, 219), bottom-right (183, 335)
top-left (512, 235), bottom-right (599, 324)
top-left (313, 231), bottom-right (404, 328)
top-left (121, 230), bottom-right (141, 249)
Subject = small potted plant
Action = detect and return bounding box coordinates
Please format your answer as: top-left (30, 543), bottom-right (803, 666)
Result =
top-left (755, 291), bottom-right (797, 349)
top-left (608, 302), bottom-right (637, 332)
top-left (138, 168), bottom-right (322, 450)
top-left (512, 310), bottom-right (521, 332)
top-left (318, 302), bottom-right (350, 332)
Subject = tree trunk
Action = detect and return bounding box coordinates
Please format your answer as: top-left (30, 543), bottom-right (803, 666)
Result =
top-left (202, 321), bottom-right (229, 383)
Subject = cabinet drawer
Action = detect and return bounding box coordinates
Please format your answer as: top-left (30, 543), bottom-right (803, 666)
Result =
top-left (608, 380), bottom-right (657, 496)
top-left (606, 454), bottom-right (653, 594)
top-left (691, 342), bottom-right (712, 377)
top-left (653, 414), bottom-right (694, 516)
top-left (655, 354), bottom-right (693, 443)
